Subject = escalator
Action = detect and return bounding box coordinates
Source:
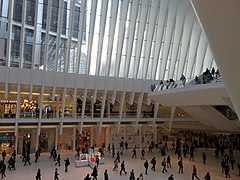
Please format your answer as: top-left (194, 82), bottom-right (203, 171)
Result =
top-left (213, 105), bottom-right (238, 120)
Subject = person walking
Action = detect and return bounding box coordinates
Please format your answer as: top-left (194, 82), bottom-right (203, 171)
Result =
top-left (224, 163), bottom-right (230, 178)
top-left (55, 154), bottom-right (61, 166)
top-left (120, 161), bottom-right (127, 175)
top-left (129, 169), bottom-right (135, 180)
top-left (203, 172), bottom-right (211, 180)
top-left (35, 168), bottom-right (41, 180)
top-left (189, 146), bottom-right (195, 161)
top-left (112, 143), bottom-right (115, 158)
top-left (178, 158), bottom-right (183, 174)
top-left (8, 156), bottom-right (16, 170)
top-left (167, 155), bottom-right (171, 168)
top-left (138, 173), bottom-right (144, 180)
top-left (202, 152), bottom-right (207, 164)
top-left (91, 166), bottom-right (98, 180)
top-left (192, 165), bottom-right (200, 180)
top-left (11, 150), bottom-right (16, 160)
top-left (24, 153), bottom-right (31, 166)
top-left (64, 157), bottom-right (70, 172)
top-left (116, 151), bottom-right (120, 162)
top-left (84, 173), bottom-right (91, 180)
top-left (54, 168), bottom-right (59, 180)
top-left (104, 169), bottom-right (109, 180)
top-left (2, 150), bottom-right (6, 162)
top-left (1, 163), bottom-right (6, 178)
top-left (168, 174), bottom-right (174, 180)
top-left (75, 147), bottom-right (80, 159)
top-left (144, 160), bottom-right (149, 175)
top-left (150, 157), bottom-right (156, 171)
top-left (113, 158), bottom-right (118, 171)
top-left (35, 149), bottom-right (39, 162)
top-left (132, 148), bottom-right (137, 158)
top-left (49, 147), bottom-right (55, 159)
top-left (221, 159), bottom-right (225, 173)
top-left (96, 156), bottom-right (100, 168)
top-left (141, 149), bottom-right (145, 160)
top-left (161, 158), bottom-right (167, 173)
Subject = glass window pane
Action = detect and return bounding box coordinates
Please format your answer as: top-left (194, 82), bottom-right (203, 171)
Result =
top-left (50, 0), bottom-right (59, 32)
top-left (57, 38), bottom-right (67, 72)
top-left (47, 35), bottom-right (56, 71)
top-left (25, 0), bottom-right (35, 26)
top-left (13, 0), bottom-right (23, 23)
top-left (10, 25), bottom-right (21, 67)
top-left (72, 6), bottom-right (80, 39)
top-left (23, 28), bottom-right (34, 69)
top-left (68, 41), bottom-right (77, 73)
top-left (42, 0), bottom-right (48, 29)
top-left (0, 0), bottom-right (9, 18)
top-left (61, 1), bottom-right (68, 35)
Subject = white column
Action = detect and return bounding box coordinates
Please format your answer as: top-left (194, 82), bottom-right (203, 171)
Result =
top-left (73, 126), bottom-right (76, 152)
top-left (14, 128), bottom-right (18, 153)
top-left (90, 126), bottom-right (93, 147)
top-left (55, 127), bottom-right (58, 151)
top-left (139, 126), bottom-right (142, 148)
top-left (35, 129), bottom-right (39, 151)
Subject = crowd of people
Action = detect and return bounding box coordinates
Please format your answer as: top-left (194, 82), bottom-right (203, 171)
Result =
top-left (0, 129), bottom-right (240, 179)
top-left (81, 130), bottom-right (240, 179)
top-left (150, 67), bottom-right (221, 92)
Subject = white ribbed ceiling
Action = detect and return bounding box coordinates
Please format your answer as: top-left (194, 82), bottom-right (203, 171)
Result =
top-left (82, 0), bottom-right (216, 81)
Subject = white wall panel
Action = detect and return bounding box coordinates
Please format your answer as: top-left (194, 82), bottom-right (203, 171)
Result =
top-left (43, 71), bottom-right (55, 86)
top-left (20, 69), bottom-right (32, 84)
top-left (133, 79), bottom-right (143, 91)
top-left (105, 77), bottom-right (116, 91)
top-left (65, 74), bottom-right (76, 88)
top-left (124, 79), bottom-right (134, 92)
top-left (54, 73), bottom-right (66, 87)
top-left (95, 76), bottom-right (106, 90)
top-left (8, 68), bottom-right (20, 83)
top-left (115, 78), bottom-right (125, 90)
top-left (77, 75), bottom-right (86, 89)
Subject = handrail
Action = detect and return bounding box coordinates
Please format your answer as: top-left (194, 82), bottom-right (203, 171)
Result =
top-left (150, 75), bottom-right (223, 93)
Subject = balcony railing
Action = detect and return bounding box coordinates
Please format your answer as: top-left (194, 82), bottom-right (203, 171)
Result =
top-left (0, 111), bottom-right (155, 120)
top-left (150, 75), bottom-right (223, 93)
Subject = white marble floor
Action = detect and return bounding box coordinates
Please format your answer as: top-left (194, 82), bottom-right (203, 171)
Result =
top-left (2, 147), bottom-right (240, 180)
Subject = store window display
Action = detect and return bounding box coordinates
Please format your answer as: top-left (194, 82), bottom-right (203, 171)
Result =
top-left (76, 128), bottom-right (91, 151)
top-left (0, 132), bottom-right (14, 154)
top-left (20, 99), bottom-right (37, 118)
top-left (0, 100), bottom-right (17, 118)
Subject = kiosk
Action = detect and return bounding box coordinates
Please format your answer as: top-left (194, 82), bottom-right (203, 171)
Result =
top-left (75, 148), bottom-right (104, 168)
top-left (75, 153), bottom-right (89, 167)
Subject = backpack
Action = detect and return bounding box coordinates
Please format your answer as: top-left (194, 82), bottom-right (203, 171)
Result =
top-left (161, 161), bottom-right (165, 166)
top-left (178, 161), bottom-right (182, 166)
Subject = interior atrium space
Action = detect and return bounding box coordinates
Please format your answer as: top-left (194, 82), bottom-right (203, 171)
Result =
top-left (0, 0), bottom-right (240, 179)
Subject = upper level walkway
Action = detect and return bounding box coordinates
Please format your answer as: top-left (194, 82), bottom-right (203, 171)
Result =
top-left (148, 76), bottom-right (240, 132)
